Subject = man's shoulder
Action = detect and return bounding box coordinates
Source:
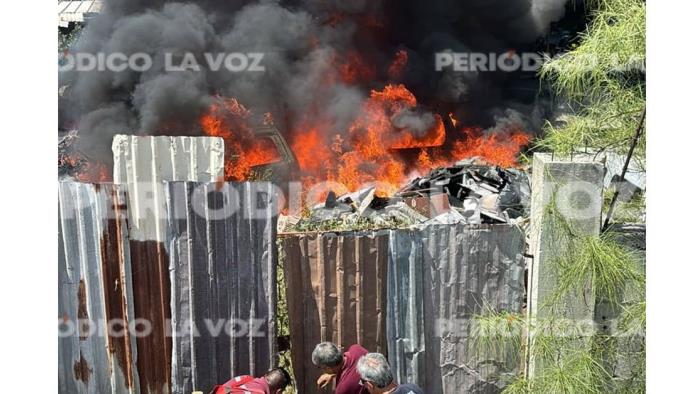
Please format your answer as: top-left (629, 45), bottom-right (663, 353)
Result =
top-left (334, 377), bottom-right (364, 394)
top-left (346, 344), bottom-right (368, 355)
top-left (393, 383), bottom-right (424, 394)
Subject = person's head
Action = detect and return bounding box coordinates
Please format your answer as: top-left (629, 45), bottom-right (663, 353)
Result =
top-left (356, 353), bottom-right (395, 394)
top-left (311, 342), bottom-right (344, 374)
top-left (264, 368), bottom-right (292, 393)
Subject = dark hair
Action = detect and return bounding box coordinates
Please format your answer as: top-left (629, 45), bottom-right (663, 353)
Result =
top-left (265, 367), bottom-right (292, 390)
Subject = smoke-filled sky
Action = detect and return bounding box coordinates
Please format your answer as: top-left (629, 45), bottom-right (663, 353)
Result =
top-left (60, 0), bottom-right (571, 165)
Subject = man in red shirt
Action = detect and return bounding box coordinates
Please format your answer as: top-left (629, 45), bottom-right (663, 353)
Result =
top-left (209, 368), bottom-right (291, 394)
top-left (311, 342), bottom-right (368, 394)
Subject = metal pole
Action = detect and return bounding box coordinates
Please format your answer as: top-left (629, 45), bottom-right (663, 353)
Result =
top-left (602, 107), bottom-right (646, 232)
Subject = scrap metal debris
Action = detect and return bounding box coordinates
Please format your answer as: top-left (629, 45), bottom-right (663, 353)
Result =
top-left (284, 158), bottom-right (531, 232)
top-left (58, 130), bottom-right (84, 178)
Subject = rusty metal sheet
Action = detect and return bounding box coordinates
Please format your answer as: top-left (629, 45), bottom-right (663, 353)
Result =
top-left (403, 193), bottom-right (451, 218)
top-left (387, 224), bottom-right (526, 394)
top-left (282, 231), bottom-right (389, 394)
top-left (112, 135), bottom-right (225, 394)
top-left (59, 182), bottom-right (139, 394)
top-left (167, 182), bottom-right (278, 394)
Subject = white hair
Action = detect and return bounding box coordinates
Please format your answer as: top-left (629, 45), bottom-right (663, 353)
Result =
top-left (357, 353), bottom-right (393, 388)
top-left (311, 342), bottom-right (343, 367)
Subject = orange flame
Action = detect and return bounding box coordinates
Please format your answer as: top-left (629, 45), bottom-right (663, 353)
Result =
top-left (452, 127), bottom-right (531, 168)
top-left (199, 83), bottom-right (529, 201)
top-left (388, 49), bottom-right (408, 80)
top-left (200, 97), bottom-right (280, 180)
top-left (335, 50), bottom-right (377, 85)
top-left (60, 152), bottom-right (111, 182)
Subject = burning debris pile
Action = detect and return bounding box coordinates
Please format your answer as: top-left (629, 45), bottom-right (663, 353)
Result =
top-left (285, 158), bottom-right (530, 232)
top-left (59, 130), bottom-right (110, 182)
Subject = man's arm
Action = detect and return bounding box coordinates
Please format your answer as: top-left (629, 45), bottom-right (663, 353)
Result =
top-left (317, 373), bottom-right (336, 389)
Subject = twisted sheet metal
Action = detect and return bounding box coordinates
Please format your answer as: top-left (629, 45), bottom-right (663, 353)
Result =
top-left (281, 231), bottom-right (389, 394)
top-left (58, 182), bottom-right (139, 394)
top-left (167, 182), bottom-right (278, 393)
top-left (387, 224), bottom-right (526, 394)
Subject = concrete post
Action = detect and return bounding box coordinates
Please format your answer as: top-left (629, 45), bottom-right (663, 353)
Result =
top-left (526, 153), bottom-right (605, 377)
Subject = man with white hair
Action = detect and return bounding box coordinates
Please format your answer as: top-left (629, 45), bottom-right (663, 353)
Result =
top-left (311, 341), bottom-right (368, 394)
top-left (356, 353), bottom-right (423, 394)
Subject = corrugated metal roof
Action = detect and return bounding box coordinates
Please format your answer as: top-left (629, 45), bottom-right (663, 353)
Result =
top-left (387, 224), bottom-right (526, 393)
top-left (58, 1), bottom-right (103, 27)
top-left (167, 182), bottom-right (278, 393)
top-left (59, 182), bottom-right (140, 393)
top-left (281, 231), bottom-right (390, 394)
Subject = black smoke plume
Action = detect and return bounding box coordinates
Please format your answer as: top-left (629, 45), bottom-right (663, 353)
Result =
top-left (59, 0), bottom-right (570, 168)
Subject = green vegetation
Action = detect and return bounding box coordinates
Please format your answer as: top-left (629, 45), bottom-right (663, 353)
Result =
top-left (59, 25), bottom-right (83, 53)
top-left (602, 190), bottom-right (645, 224)
top-left (538, 0), bottom-right (646, 163)
top-left (290, 215), bottom-right (413, 233)
top-left (472, 233), bottom-right (645, 392)
top-left (472, 199), bottom-right (645, 393)
top-left (547, 232), bottom-right (644, 308)
top-left (276, 240), bottom-right (297, 394)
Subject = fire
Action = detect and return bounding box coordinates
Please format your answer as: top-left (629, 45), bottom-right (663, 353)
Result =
top-left (200, 97), bottom-right (281, 180)
top-left (388, 50), bottom-right (408, 80)
top-left (59, 151), bottom-right (111, 183)
top-left (449, 112), bottom-right (459, 128)
top-left (334, 50), bottom-right (377, 85)
top-left (452, 127), bottom-right (531, 168)
top-left (291, 84), bottom-right (447, 197)
top-left (76, 161), bottom-right (110, 183)
top-left (200, 84), bottom-right (529, 202)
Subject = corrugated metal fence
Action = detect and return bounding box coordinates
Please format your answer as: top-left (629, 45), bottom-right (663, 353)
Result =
top-left (58, 181), bottom-right (277, 394)
top-left (388, 224), bottom-right (526, 394)
top-left (281, 225), bottom-right (525, 394)
top-left (59, 182), bottom-right (139, 394)
top-left (167, 182), bottom-right (278, 393)
top-left (282, 231), bottom-right (389, 394)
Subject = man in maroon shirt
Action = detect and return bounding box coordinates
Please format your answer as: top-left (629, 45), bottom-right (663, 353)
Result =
top-left (209, 367), bottom-right (291, 394)
top-left (311, 341), bottom-right (369, 394)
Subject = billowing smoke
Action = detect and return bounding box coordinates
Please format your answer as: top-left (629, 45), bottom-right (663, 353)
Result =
top-left (392, 109), bottom-right (438, 137)
top-left (60, 0), bottom-right (569, 167)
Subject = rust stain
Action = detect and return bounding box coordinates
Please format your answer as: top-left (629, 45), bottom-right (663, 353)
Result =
top-left (99, 186), bottom-right (135, 389)
top-left (77, 279), bottom-right (89, 340)
top-left (74, 352), bottom-right (92, 383)
top-left (283, 232), bottom-right (389, 394)
top-left (130, 239), bottom-right (172, 394)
